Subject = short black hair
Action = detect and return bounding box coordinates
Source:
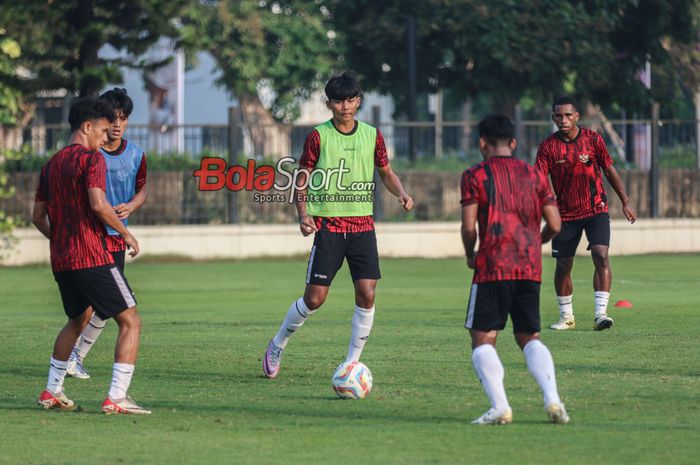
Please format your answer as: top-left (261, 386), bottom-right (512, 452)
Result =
top-left (68, 97), bottom-right (116, 132)
top-left (552, 95), bottom-right (578, 112)
top-left (478, 114), bottom-right (515, 146)
top-left (99, 87), bottom-right (134, 117)
top-left (324, 71), bottom-right (361, 101)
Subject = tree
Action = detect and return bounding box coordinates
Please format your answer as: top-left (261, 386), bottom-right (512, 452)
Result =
top-left (0, 28), bottom-right (24, 256)
top-left (330, 0), bottom-right (700, 117)
top-left (181, 0), bottom-right (339, 156)
top-left (0, 0), bottom-right (193, 98)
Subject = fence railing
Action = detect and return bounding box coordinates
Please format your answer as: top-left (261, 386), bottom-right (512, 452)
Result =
top-left (4, 116), bottom-right (699, 225)
top-left (18, 117), bottom-right (700, 169)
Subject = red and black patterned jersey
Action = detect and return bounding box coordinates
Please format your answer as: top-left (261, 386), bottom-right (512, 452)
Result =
top-left (103, 139), bottom-right (147, 252)
top-left (35, 144), bottom-right (114, 272)
top-left (535, 127), bottom-right (613, 221)
top-left (461, 156), bottom-right (556, 283)
top-left (299, 125), bottom-right (389, 233)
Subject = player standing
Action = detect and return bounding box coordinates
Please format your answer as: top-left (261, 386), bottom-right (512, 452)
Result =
top-left (262, 72), bottom-right (414, 378)
top-left (33, 97), bottom-right (150, 414)
top-left (461, 114), bottom-right (568, 425)
top-left (66, 88), bottom-right (147, 379)
top-left (535, 96), bottom-right (637, 331)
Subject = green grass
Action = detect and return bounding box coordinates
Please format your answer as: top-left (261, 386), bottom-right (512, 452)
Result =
top-left (1, 255), bottom-right (698, 465)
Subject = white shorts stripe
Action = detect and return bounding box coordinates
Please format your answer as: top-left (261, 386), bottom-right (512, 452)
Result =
top-left (465, 283), bottom-right (478, 329)
top-left (305, 245), bottom-right (317, 284)
top-left (110, 267), bottom-right (136, 308)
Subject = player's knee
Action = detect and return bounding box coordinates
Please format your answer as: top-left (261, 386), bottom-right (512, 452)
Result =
top-left (555, 258), bottom-right (574, 275)
top-left (356, 289), bottom-right (375, 308)
top-left (591, 247), bottom-right (609, 266)
top-left (305, 295), bottom-right (326, 311)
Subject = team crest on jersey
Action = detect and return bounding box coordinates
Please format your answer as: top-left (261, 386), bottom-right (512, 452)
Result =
top-left (578, 153), bottom-right (590, 163)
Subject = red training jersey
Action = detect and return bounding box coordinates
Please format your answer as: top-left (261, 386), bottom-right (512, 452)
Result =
top-left (35, 144), bottom-right (114, 272)
top-left (103, 139), bottom-right (147, 252)
top-left (299, 123), bottom-right (389, 233)
top-left (461, 156), bottom-right (556, 283)
top-left (535, 127), bottom-right (613, 221)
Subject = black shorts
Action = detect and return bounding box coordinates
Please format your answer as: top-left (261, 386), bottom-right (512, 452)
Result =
top-left (53, 265), bottom-right (137, 320)
top-left (465, 280), bottom-right (541, 333)
top-left (111, 250), bottom-right (126, 273)
top-left (552, 213), bottom-right (610, 258)
top-left (305, 230), bottom-right (381, 286)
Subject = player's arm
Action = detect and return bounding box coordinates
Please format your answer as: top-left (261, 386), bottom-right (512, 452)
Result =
top-left (461, 203), bottom-right (478, 269)
top-left (541, 205), bottom-right (561, 244)
top-left (377, 163), bottom-right (414, 211)
top-left (296, 131), bottom-right (319, 236)
top-left (294, 170), bottom-right (317, 236)
top-left (32, 201), bottom-right (50, 239)
top-left (374, 130), bottom-right (413, 211)
top-left (88, 188), bottom-right (139, 257)
top-left (115, 155), bottom-right (148, 220)
top-left (602, 164), bottom-right (636, 223)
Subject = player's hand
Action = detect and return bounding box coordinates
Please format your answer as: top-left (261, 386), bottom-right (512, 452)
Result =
top-left (399, 193), bottom-right (414, 211)
top-left (115, 203), bottom-right (135, 220)
top-left (123, 232), bottom-right (140, 257)
top-left (467, 254), bottom-right (476, 269)
top-left (622, 202), bottom-right (637, 224)
top-left (299, 215), bottom-right (317, 237)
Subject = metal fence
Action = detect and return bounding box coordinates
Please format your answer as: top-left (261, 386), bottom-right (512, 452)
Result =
top-left (4, 116), bottom-right (699, 226)
top-left (22, 117), bottom-right (700, 169)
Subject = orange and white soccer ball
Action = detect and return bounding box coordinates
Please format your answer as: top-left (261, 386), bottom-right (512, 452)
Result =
top-left (331, 361), bottom-right (373, 399)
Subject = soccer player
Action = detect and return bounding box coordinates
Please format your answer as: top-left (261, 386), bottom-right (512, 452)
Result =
top-left (535, 96), bottom-right (637, 331)
top-left (33, 97), bottom-right (150, 414)
top-left (262, 72), bottom-right (414, 378)
top-left (461, 114), bottom-right (568, 425)
top-left (66, 88), bottom-right (147, 379)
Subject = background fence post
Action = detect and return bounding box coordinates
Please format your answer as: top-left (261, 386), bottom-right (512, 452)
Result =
top-left (228, 106), bottom-right (242, 224)
top-left (372, 105), bottom-right (383, 222)
top-left (650, 102), bottom-right (660, 218)
top-left (514, 103), bottom-right (524, 160)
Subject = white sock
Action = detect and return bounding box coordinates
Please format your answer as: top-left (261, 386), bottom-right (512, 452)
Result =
top-left (108, 363), bottom-right (135, 400)
top-left (46, 357), bottom-right (68, 394)
top-left (273, 297), bottom-right (315, 349)
top-left (76, 314), bottom-right (107, 360)
top-left (523, 339), bottom-right (562, 407)
top-left (557, 294), bottom-right (574, 319)
top-left (471, 344), bottom-right (509, 411)
top-left (594, 291), bottom-right (610, 317)
top-left (346, 305), bottom-right (375, 362)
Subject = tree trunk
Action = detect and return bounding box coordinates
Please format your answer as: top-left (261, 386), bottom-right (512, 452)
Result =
top-left (238, 94), bottom-right (291, 159)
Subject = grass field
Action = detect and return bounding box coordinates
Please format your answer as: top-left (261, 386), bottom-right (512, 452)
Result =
top-left (1, 255), bottom-right (698, 465)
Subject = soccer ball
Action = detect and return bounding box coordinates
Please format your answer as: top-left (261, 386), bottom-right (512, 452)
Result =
top-left (331, 361), bottom-right (373, 399)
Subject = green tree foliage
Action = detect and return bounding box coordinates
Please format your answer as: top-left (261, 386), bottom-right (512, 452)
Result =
top-left (182, 0), bottom-right (339, 123)
top-left (0, 0), bottom-right (193, 97)
top-left (331, 0), bottom-right (700, 116)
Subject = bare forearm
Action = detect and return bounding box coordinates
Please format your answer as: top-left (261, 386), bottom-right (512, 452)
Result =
top-left (294, 187), bottom-right (308, 219)
top-left (129, 187), bottom-right (147, 211)
top-left (381, 172), bottom-right (407, 198)
top-left (461, 228), bottom-right (477, 259)
top-left (32, 217), bottom-right (50, 239)
top-left (605, 167), bottom-right (629, 203)
top-left (94, 203), bottom-right (129, 237)
top-left (541, 224), bottom-right (557, 244)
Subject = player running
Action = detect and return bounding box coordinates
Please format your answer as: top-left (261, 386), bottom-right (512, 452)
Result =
top-left (33, 97), bottom-right (150, 414)
top-left (262, 72), bottom-right (414, 378)
top-left (461, 114), bottom-right (568, 425)
top-left (66, 88), bottom-right (147, 379)
top-left (535, 96), bottom-right (637, 331)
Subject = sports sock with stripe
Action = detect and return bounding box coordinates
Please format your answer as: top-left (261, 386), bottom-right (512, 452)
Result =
top-left (273, 297), bottom-right (315, 349)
